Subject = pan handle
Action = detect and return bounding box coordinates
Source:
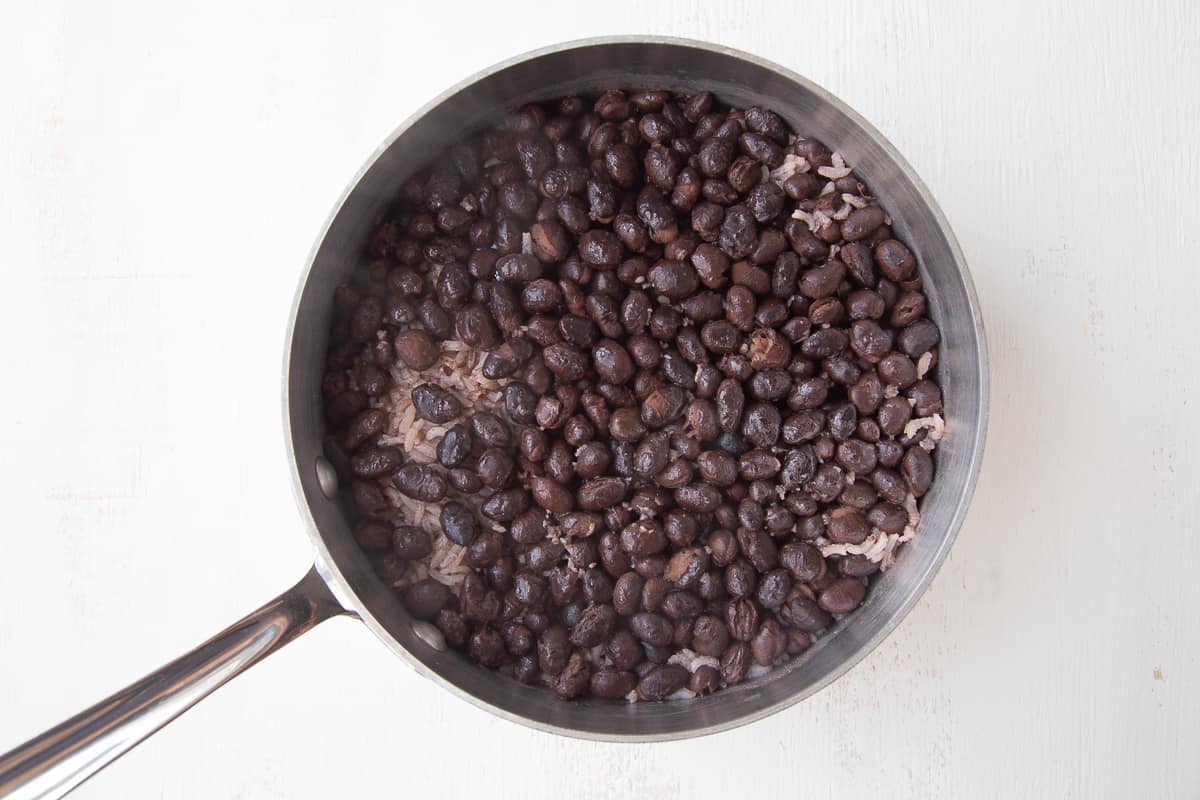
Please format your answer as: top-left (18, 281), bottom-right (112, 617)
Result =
top-left (0, 565), bottom-right (346, 799)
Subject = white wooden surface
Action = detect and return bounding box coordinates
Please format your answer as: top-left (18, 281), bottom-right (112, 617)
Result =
top-left (1, 2), bottom-right (1197, 797)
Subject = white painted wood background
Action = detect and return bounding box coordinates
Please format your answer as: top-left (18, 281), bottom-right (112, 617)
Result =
top-left (1, 1), bottom-right (1197, 797)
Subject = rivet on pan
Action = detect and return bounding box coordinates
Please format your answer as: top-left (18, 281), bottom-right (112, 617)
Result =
top-left (314, 456), bottom-right (339, 499)
top-left (412, 621), bottom-right (446, 651)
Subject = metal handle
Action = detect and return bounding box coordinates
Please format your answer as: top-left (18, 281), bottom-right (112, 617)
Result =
top-left (0, 566), bottom-right (346, 799)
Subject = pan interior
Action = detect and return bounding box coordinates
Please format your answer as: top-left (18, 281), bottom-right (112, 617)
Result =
top-left (285, 38), bottom-right (987, 740)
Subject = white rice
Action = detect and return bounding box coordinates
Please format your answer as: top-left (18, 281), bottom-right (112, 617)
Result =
top-left (369, 332), bottom-right (503, 590)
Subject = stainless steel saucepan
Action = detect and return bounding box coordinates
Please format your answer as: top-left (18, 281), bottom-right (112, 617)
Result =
top-left (0, 36), bottom-right (988, 799)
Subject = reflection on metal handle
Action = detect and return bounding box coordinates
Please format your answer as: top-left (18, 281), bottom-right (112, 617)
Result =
top-left (0, 566), bottom-right (345, 799)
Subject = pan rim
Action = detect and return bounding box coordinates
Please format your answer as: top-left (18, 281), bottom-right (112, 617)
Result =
top-left (282, 34), bottom-right (990, 741)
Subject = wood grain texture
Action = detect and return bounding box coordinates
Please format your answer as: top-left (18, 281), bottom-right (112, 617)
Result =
top-left (0, 1), bottom-right (1196, 797)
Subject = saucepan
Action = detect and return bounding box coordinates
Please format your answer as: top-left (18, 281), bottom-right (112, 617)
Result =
top-left (0, 36), bottom-right (988, 799)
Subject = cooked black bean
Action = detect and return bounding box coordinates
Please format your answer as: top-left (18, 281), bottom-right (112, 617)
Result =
top-left (576, 476), bottom-right (627, 510)
top-left (468, 411), bottom-right (510, 449)
top-left (751, 619), bottom-right (787, 666)
top-left (353, 519), bottom-right (392, 553)
top-left (350, 445), bottom-right (402, 479)
top-left (392, 464), bottom-right (447, 502)
top-left (480, 488), bottom-right (530, 522)
top-left (724, 596), bottom-right (760, 642)
top-left (591, 668), bottom-right (639, 699)
top-left (741, 402), bottom-right (782, 448)
top-left (719, 205), bottom-right (757, 259)
top-left (392, 526), bottom-right (433, 560)
top-left (569, 603), bottom-right (617, 648)
top-left (819, 577), bottom-right (867, 614)
top-left (902, 446), bottom-right (935, 496)
top-left (630, 612), bottom-right (674, 647)
top-left (404, 579), bottom-right (450, 621)
top-left (635, 664), bottom-right (688, 701)
top-left (875, 239), bottom-right (916, 281)
top-left (328, 90), bottom-right (944, 702)
top-left (721, 641), bottom-right (751, 685)
top-left (697, 450), bottom-right (738, 487)
top-left (910, 379), bottom-right (943, 416)
top-left (620, 519), bottom-right (668, 557)
top-left (898, 318), bottom-right (941, 357)
top-left (633, 431), bottom-right (671, 478)
top-left (736, 528), bottom-right (778, 572)
top-left (842, 206), bottom-right (886, 241)
top-left (410, 383), bottom-right (461, 424)
top-left (641, 384), bottom-right (686, 428)
top-left (779, 587), bottom-right (833, 632)
top-left (343, 408), bottom-right (386, 451)
top-left (454, 304), bottom-right (501, 349)
top-left (674, 483), bottom-right (721, 512)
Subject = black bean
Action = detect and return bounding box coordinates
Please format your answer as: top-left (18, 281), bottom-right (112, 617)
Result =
top-left (780, 541), bottom-right (826, 583)
top-left (569, 603), bottom-right (617, 648)
top-left (633, 664), bottom-right (687, 701)
top-left (619, 519), bottom-right (668, 557)
top-left (350, 445), bottom-right (402, 478)
top-left (392, 526), bottom-right (432, 560)
top-left (352, 519), bottom-right (392, 553)
top-left (910, 379), bottom-right (943, 416)
top-left (898, 319), bottom-right (940, 357)
top-left (434, 501), bottom-right (476, 547)
top-left (476, 447), bottom-right (514, 489)
top-left (738, 131), bottom-right (785, 168)
top-left (694, 450), bottom-right (735, 487)
top-left (842, 206), bottom-right (886, 241)
top-left (637, 384), bottom-right (683, 429)
top-left (410, 383), bottom-right (461, 424)
top-left (464, 529), bottom-right (503, 567)
top-left (576, 477), bottom-right (627, 510)
top-left (663, 546), bottom-right (709, 588)
top-left (750, 619), bottom-right (787, 666)
top-left (721, 641), bottom-right (751, 685)
top-left (736, 528), bottom-right (778, 572)
top-left (828, 402), bottom-right (858, 441)
top-left (819, 577), bottom-right (867, 614)
top-left (719, 205), bottom-right (757, 259)
top-left (798, 261), bottom-right (846, 299)
top-left (738, 450), bottom-right (780, 481)
top-left (470, 411), bottom-right (510, 449)
top-left (674, 483), bottom-right (721, 513)
top-left (451, 304), bottom-right (499, 350)
top-left (446, 468), bottom-right (480, 494)
top-left (877, 396), bottom-right (913, 437)
top-left (837, 440), bottom-right (878, 474)
top-left (630, 612), bottom-right (674, 647)
top-left (588, 668), bottom-right (637, 699)
top-left (846, 321), bottom-right (889, 363)
top-left (535, 626), bottom-right (570, 676)
top-left (404, 579), bottom-right (450, 621)
top-left (779, 587), bottom-right (833, 632)
top-left (723, 596), bottom-right (759, 642)
top-left (632, 189), bottom-right (677, 244)
top-left (520, 280), bottom-right (563, 316)
top-left (902, 446), bottom-right (935, 496)
top-left (633, 431), bottom-right (672, 478)
top-left (480, 488), bottom-right (530, 522)
top-left (697, 137), bottom-right (734, 177)
top-left (875, 239), bottom-right (916, 281)
top-left (392, 464), bottom-right (447, 502)
top-left (827, 506), bottom-right (871, 545)
top-left (741, 402), bottom-right (782, 448)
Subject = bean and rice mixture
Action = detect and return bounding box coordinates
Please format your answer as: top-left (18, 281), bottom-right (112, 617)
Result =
top-left (321, 89), bottom-right (944, 701)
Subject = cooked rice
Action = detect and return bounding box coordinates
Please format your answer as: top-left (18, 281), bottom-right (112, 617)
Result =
top-left (370, 333), bottom-right (503, 590)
